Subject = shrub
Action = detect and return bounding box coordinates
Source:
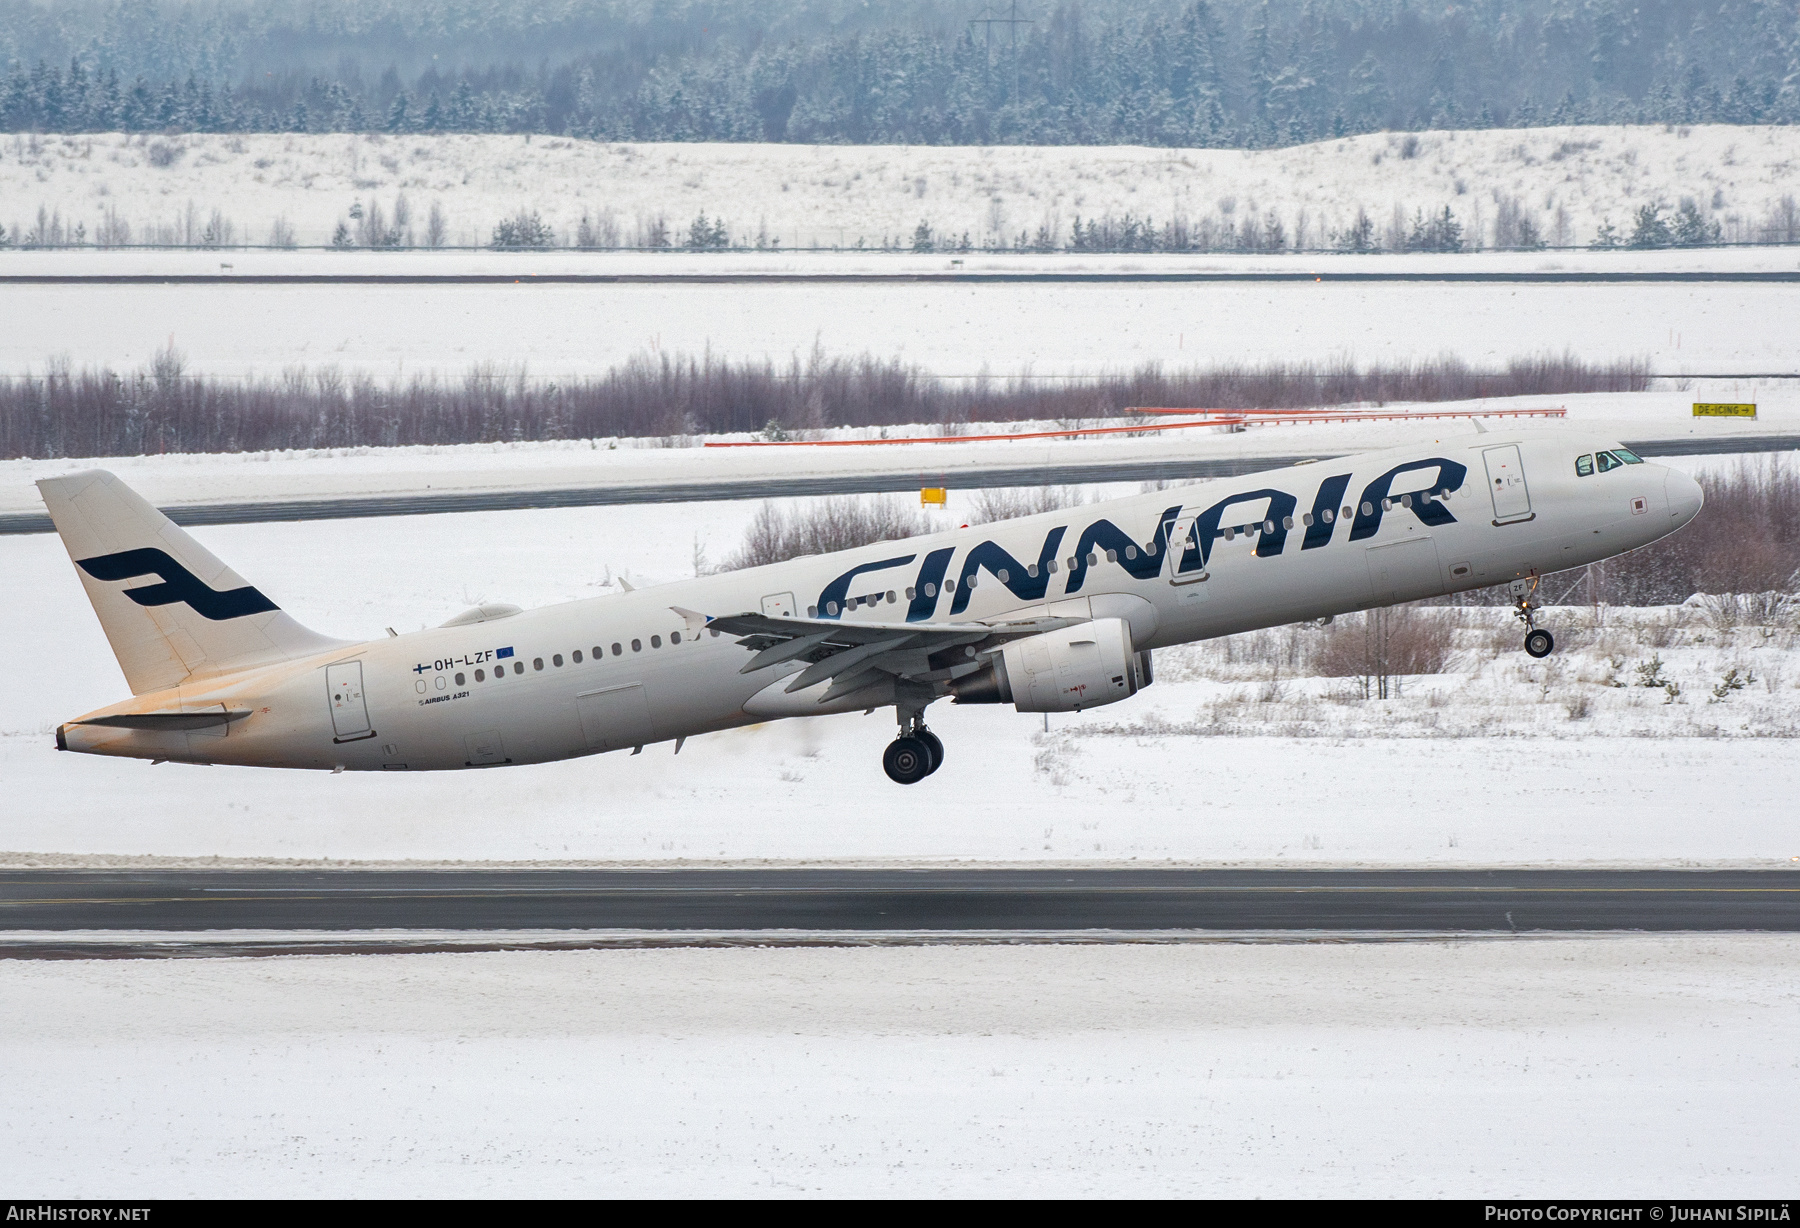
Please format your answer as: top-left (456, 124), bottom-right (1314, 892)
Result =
top-left (965, 486), bottom-right (1087, 525)
top-left (1313, 605), bottom-right (1454, 698)
top-left (720, 497), bottom-right (931, 571)
top-left (0, 350), bottom-right (1653, 460)
top-left (492, 210), bottom-right (554, 249)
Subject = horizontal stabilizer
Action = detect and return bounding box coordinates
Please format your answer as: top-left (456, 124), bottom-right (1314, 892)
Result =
top-left (75, 710), bottom-right (251, 730)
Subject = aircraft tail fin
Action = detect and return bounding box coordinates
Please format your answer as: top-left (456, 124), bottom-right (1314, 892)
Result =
top-left (36, 469), bottom-right (347, 695)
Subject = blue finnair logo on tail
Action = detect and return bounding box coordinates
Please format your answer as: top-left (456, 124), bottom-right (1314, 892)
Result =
top-left (77, 548), bottom-right (279, 621)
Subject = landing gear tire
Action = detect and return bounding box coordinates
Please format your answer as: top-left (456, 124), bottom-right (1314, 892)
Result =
top-left (1524, 628), bottom-right (1555, 659)
top-left (883, 736), bottom-right (933, 785)
top-left (916, 727), bottom-right (944, 776)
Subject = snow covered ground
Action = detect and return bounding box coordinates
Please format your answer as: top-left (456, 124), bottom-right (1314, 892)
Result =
top-left (5, 462), bottom-right (1799, 866)
top-left (2, 938), bottom-right (1796, 1196)
top-left (6, 125), bottom-right (1800, 252)
top-left (3, 263), bottom-right (1796, 381)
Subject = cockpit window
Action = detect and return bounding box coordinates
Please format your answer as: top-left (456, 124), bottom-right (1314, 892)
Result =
top-left (1575, 454), bottom-right (1595, 476)
top-left (1596, 451), bottom-right (1623, 472)
top-left (1614, 447), bottom-right (1644, 464)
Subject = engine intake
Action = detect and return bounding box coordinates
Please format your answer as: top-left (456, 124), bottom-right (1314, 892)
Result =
top-left (950, 617), bottom-right (1151, 713)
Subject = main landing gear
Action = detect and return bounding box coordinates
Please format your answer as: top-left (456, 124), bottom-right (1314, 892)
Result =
top-left (883, 714), bottom-right (945, 785)
top-left (1513, 575), bottom-right (1556, 659)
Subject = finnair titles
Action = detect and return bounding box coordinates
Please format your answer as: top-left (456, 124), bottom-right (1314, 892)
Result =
top-left (42, 429), bottom-right (1701, 784)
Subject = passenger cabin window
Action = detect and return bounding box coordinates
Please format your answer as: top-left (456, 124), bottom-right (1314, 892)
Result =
top-left (1576, 454), bottom-right (1595, 476)
top-left (631, 639), bottom-right (642, 652)
top-left (513, 661), bottom-right (523, 674)
top-left (612, 643), bottom-right (622, 656)
top-left (671, 632), bottom-right (681, 644)
top-left (533, 657), bottom-right (544, 671)
top-left (651, 635), bottom-right (661, 648)
top-left (552, 654), bottom-right (563, 667)
top-left (1596, 451), bottom-right (1623, 473)
top-left (455, 672), bottom-right (465, 686)
top-left (573, 650), bottom-right (583, 663)
top-left (475, 668), bottom-right (485, 681)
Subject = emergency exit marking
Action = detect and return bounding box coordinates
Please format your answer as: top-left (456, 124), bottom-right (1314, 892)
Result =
top-left (1693, 402), bottom-right (1757, 418)
top-left (920, 487), bottom-right (948, 506)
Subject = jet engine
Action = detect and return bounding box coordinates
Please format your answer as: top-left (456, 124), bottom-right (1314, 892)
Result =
top-left (950, 617), bottom-right (1151, 713)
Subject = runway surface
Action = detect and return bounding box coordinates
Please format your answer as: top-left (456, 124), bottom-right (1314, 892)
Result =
top-left (9, 270), bottom-right (1800, 285)
top-left (2, 869), bottom-right (1795, 955)
top-left (4, 435), bottom-right (1794, 535)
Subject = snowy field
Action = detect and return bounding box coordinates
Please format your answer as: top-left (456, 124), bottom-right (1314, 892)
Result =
top-left (6, 125), bottom-right (1800, 251)
top-left (3, 265), bottom-right (1798, 381)
top-left (6, 458), bottom-right (1799, 867)
top-left (2, 938), bottom-right (1796, 1197)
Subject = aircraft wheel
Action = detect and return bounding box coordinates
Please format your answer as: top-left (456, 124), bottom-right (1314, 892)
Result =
top-left (1524, 629), bottom-right (1555, 659)
top-left (916, 728), bottom-right (945, 776)
top-left (883, 736), bottom-right (933, 785)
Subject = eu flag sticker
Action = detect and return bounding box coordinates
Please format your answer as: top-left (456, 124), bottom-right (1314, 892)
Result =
top-left (497, 646), bottom-right (515, 659)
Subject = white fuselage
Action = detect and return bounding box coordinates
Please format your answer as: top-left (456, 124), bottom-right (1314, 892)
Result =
top-left (58, 429), bottom-right (1702, 771)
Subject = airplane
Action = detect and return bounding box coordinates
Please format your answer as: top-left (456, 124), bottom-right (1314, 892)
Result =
top-left (40, 427), bottom-right (1702, 784)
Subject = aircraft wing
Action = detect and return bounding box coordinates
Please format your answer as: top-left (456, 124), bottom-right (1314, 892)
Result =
top-left (699, 609), bottom-right (1079, 703)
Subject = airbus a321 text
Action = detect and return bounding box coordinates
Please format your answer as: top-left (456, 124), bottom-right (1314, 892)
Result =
top-left (41, 429), bottom-right (1702, 784)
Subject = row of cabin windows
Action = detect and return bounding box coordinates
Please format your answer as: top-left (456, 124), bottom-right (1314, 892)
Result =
top-left (799, 493), bottom-right (1454, 614)
top-left (1575, 448), bottom-right (1644, 477)
top-left (452, 627), bottom-right (723, 687)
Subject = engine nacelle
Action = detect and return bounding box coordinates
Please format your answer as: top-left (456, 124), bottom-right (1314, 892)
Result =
top-left (950, 617), bottom-right (1151, 713)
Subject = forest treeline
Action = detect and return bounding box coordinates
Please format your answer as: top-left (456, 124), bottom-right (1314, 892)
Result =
top-left (0, 348), bottom-right (1649, 459)
top-left (2, 0), bottom-right (1796, 147)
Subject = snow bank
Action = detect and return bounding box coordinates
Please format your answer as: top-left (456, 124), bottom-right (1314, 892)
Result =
top-left (6, 125), bottom-right (1800, 251)
top-left (4, 261), bottom-right (1795, 383)
top-left (2, 938), bottom-right (1795, 1196)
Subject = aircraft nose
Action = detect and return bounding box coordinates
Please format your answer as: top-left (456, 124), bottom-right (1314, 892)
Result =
top-left (1664, 467), bottom-right (1704, 527)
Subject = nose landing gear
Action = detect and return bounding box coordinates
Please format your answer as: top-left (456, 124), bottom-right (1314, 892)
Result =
top-left (883, 712), bottom-right (944, 785)
top-left (1513, 574), bottom-right (1556, 658)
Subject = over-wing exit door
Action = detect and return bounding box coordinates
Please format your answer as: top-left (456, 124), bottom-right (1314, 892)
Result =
top-left (1484, 445), bottom-right (1533, 523)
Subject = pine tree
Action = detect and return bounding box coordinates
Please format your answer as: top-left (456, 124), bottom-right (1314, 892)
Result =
top-left (1672, 198), bottom-right (1721, 246)
top-left (386, 91), bottom-right (413, 134)
top-left (1629, 203), bottom-right (1672, 248)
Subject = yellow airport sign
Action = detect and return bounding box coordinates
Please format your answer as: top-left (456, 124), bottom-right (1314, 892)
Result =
top-left (920, 486), bottom-right (948, 506)
top-left (1693, 402), bottom-right (1757, 418)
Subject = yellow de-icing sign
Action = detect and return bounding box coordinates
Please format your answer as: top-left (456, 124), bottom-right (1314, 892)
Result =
top-left (1693, 403), bottom-right (1757, 418)
top-left (920, 487), bottom-right (948, 506)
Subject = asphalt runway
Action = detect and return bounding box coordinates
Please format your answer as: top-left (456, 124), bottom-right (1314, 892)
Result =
top-left (4, 435), bottom-right (1794, 536)
top-left (1, 869), bottom-right (1795, 956)
top-left (9, 270), bottom-right (1800, 285)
